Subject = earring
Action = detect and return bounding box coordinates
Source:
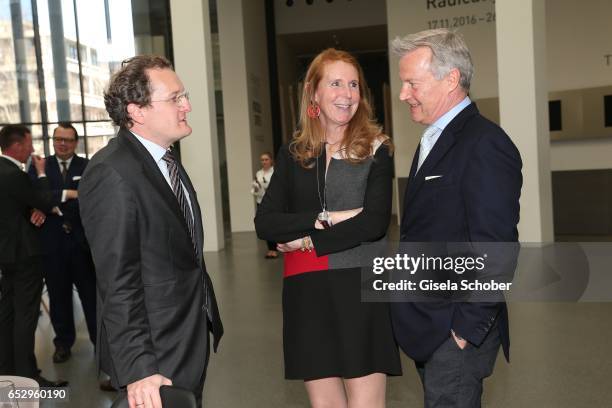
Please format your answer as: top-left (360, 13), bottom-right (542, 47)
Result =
top-left (307, 101), bottom-right (320, 119)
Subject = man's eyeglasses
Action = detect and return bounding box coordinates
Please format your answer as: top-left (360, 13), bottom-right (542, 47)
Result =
top-left (52, 137), bottom-right (76, 144)
top-left (151, 91), bottom-right (190, 107)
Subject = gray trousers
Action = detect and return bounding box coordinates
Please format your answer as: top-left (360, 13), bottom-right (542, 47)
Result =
top-left (416, 326), bottom-right (501, 408)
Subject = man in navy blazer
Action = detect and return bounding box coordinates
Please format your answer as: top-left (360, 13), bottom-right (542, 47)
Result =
top-left (29, 123), bottom-right (96, 364)
top-left (390, 29), bottom-right (522, 407)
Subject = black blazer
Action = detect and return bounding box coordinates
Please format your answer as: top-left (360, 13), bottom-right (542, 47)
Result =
top-left (255, 143), bottom-right (394, 255)
top-left (0, 157), bottom-right (53, 264)
top-left (79, 129), bottom-right (223, 391)
top-left (28, 154), bottom-right (90, 252)
top-left (392, 103), bottom-right (522, 362)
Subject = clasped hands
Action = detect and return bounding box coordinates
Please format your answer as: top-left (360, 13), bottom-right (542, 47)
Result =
top-left (276, 207), bottom-right (363, 253)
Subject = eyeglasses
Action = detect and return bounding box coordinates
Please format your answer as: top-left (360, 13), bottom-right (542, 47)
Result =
top-left (151, 91), bottom-right (190, 107)
top-left (52, 137), bottom-right (76, 144)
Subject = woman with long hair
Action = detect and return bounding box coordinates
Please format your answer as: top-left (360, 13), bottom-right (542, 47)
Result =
top-left (255, 48), bottom-right (400, 408)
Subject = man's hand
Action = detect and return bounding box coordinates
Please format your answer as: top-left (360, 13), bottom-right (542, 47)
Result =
top-left (31, 155), bottom-right (46, 176)
top-left (127, 374), bottom-right (172, 408)
top-left (30, 209), bottom-right (46, 227)
top-left (451, 330), bottom-right (467, 350)
top-left (64, 189), bottom-right (78, 200)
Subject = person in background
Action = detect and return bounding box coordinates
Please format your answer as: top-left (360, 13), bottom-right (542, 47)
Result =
top-left (0, 124), bottom-right (68, 388)
top-left (251, 152), bottom-right (277, 259)
top-left (28, 123), bottom-right (97, 366)
top-left (255, 48), bottom-right (401, 408)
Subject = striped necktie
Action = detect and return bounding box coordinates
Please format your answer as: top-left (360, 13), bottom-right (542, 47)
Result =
top-left (162, 150), bottom-right (212, 320)
top-left (162, 150), bottom-right (197, 254)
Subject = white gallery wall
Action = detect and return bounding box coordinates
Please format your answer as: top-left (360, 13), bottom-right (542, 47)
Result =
top-left (387, 0), bottom-right (612, 175)
top-left (202, 0), bottom-right (612, 235)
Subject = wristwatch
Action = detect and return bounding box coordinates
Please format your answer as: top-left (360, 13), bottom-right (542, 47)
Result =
top-left (317, 210), bottom-right (332, 229)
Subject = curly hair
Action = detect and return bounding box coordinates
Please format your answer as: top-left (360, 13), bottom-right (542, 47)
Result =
top-left (290, 48), bottom-right (392, 167)
top-left (104, 55), bottom-right (173, 128)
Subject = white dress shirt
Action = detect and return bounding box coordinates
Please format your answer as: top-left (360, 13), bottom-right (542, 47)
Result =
top-left (130, 131), bottom-right (194, 218)
top-left (0, 154), bottom-right (24, 170)
top-left (423, 96), bottom-right (472, 155)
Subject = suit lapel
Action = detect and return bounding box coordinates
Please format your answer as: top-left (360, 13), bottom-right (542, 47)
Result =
top-left (47, 155), bottom-right (63, 187)
top-left (176, 160), bottom-right (204, 264)
top-left (118, 129), bottom-right (186, 224)
top-left (65, 156), bottom-right (80, 185)
top-left (403, 103), bottom-right (479, 211)
top-left (119, 130), bottom-right (204, 261)
top-left (401, 147), bottom-right (420, 227)
top-left (68, 155), bottom-right (85, 179)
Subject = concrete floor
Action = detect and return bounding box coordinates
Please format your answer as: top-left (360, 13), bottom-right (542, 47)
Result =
top-left (33, 231), bottom-right (612, 407)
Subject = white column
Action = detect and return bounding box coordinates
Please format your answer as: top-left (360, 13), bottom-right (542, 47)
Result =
top-left (170, 0), bottom-right (225, 251)
top-left (386, 0), bottom-right (424, 225)
top-left (496, 0), bottom-right (554, 242)
top-left (217, 0), bottom-right (275, 232)
top-left (217, 0), bottom-right (255, 232)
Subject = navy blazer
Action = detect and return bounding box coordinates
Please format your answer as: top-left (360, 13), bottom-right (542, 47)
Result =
top-left (29, 154), bottom-right (90, 252)
top-left (391, 103), bottom-right (522, 362)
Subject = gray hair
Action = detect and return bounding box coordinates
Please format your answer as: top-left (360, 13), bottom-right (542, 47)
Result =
top-left (391, 29), bottom-right (474, 91)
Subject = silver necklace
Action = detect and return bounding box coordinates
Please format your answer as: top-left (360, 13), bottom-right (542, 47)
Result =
top-left (316, 149), bottom-right (327, 212)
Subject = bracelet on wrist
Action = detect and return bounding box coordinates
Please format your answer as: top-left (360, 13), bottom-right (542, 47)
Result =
top-left (301, 236), bottom-right (313, 252)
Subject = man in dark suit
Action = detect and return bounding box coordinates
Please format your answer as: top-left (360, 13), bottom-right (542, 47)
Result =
top-left (79, 55), bottom-right (223, 408)
top-left (0, 124), bottom-right (68, 387)
top-left (28, 123), bottom-right (96, 364)
top-left (390, 29), bottom-right (522, 407)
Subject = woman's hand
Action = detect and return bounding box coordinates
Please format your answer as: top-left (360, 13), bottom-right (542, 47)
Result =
top-left (314, 207), bottom-right (363, 229)
top-left (277, 236), bottom-right (313, 253)
top-left (276, 238), bottom-right (302, 252)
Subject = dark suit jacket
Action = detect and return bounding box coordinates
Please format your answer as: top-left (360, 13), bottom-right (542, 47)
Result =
top-left (79, 129), bottom-right (223, 391)
top-left (28, 154), bottom-right (90, 252)
top-left (392, 103), bottom-right (522, 362)
top-left (0, 157), bottom-right (54, 264)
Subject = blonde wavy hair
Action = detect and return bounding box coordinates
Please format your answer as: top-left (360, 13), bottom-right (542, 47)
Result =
top-left (289, 48), bottom-right (393, 167)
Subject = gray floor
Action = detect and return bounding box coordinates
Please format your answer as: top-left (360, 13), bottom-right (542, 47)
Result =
top-left (34, 231), bottom-right (612, 407)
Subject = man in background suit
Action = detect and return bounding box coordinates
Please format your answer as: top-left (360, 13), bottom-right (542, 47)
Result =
top-left (80, 55), bottom-right (223, 408)
top-left (390, 29), bottom-right (522, 407)
top-left (0, 124), bottom-right (68, 387)
top-left (28, 123), bottom-right (96, 364)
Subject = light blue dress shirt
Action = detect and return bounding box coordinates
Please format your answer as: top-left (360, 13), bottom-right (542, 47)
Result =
top-left (423, 96), bottom-right (472, 158)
